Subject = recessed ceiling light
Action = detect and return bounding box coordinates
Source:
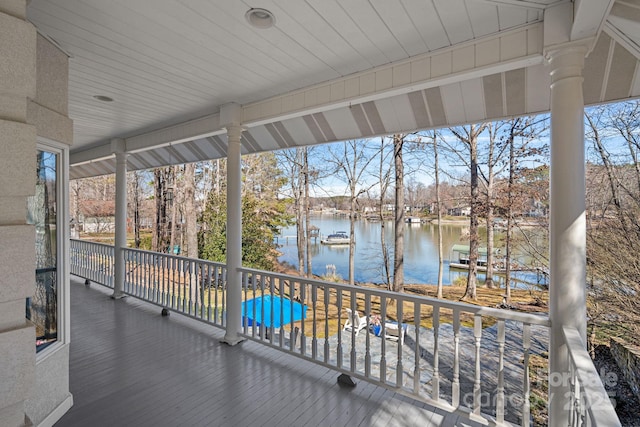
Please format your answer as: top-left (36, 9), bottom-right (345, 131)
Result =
top-left (93, 95), bottom-right (114, 102)
top-left (245, 8), bottom-right (275, 29)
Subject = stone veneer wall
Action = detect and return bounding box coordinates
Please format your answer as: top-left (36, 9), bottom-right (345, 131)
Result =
top-left (23, 33), bottom-right (74, 427)
top-left (0, 1), bottom-right (37, 425)
top-left (610, 337), bottom-right (640, 402)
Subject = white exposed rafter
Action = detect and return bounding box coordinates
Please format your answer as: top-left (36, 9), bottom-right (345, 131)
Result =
top-left (604, 21), bottom-right (640, 60)
top-left (70, 113), bottom-right (224, 165)
top-left (571, 0), bottom-right (615, 41)
top-left (69, 143), bottom-right (113, 165)
top-left (466, 0), bottom-right (555, 10)
top-left (125, 112), bottom-right (223, 154)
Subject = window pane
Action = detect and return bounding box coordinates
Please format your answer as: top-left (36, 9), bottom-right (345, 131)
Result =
top-left (27, 150), bottom-right (58, 352)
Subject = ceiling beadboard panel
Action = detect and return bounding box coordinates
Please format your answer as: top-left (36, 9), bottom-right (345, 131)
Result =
top-left (466, 1), bottom-right (500, 38)
top-left (433, 0), bottom-right (474, 45)
top-left (27, 0), bottom-right (639, 179)
top-left (28, 0), bottom-right (553, 151)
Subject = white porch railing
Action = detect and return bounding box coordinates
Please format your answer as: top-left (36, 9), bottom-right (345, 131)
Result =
top-left (71, 239), bottom-right (114, 287)
top-left (71, 240), bottom-right (228, 327)
top-left (238, 267), bottom-right (548, 426)
top-left (69, 240), bottom-right (621, 426)
top-left (563, 327), bottom-right (622, 427)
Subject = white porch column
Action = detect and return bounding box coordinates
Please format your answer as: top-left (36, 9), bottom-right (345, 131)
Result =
top-left (547, 44), bottom-right (588, 425)
top-left (220, 103), bottom-right (245, 346)
top-left (112, 138), bottom-right (128, 299)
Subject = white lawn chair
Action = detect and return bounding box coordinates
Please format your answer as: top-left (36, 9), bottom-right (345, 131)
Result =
top-left (384, 322), bottom-right (405, 344)
top-left (343, 308), bottom-right (368, 336)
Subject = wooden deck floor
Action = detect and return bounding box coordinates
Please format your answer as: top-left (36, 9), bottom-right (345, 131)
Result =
top-left (56, 276), bottom-right (485, 427)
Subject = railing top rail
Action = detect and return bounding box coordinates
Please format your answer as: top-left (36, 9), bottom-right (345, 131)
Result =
top-left (239, 266), bottom-right (550, 327)
top-left (563, 326), bottom-right (622, 427)
top-left (71, 238), bottom-right (115, 249)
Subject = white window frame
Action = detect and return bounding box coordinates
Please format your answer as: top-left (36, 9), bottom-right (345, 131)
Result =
top-left (35, 137), bottom-right (70, 362)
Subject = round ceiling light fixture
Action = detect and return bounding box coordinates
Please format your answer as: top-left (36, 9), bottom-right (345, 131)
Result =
top-left (245, 8), bottom-right (275, 29)
top-left (93, 95), bottom-right (114, 102)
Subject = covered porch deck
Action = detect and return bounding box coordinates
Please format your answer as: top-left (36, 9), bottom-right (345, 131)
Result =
top-left (57, 275), bottom-right (478, 427)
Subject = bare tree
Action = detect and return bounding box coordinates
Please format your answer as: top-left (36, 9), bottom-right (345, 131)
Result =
top-left (393, 134), bottom-right (406, 293)
top-left (71, 179), bottom-right (83, 233)
top-left (213, 159), bottom-right (224, 196)
top-left (376, 137), bottom-right (393, 288)
top-left (183, 163), bottom-right (198, 257)
top-left (169, 165), bottom-right (181, 254)
top-left (479, 123), bottom-right (509, 289)
top-left (128, 171), bottom-right (146, 248)
top-left (152, 167), bottom-right (174, 252)
top-left (584, 103), bottom-right (640, 345)
top-left (449, 124), bottom-right (488, 301)
top-left (326, 140), bottom-right (378, 286)
top-left (431, 131), bottom-right (445, 298)
top-left (498, 116), bottom-right (548, 301)
top-left (278, 148), bottom-right (307, 275)
top-left (302, 147), bottom-right (314, 277)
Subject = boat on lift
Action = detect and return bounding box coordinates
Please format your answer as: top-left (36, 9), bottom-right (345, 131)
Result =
top-left (321, 231), bottom-right (350, 245)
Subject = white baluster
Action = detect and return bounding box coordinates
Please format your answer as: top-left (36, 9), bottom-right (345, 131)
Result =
top-left (135, 251), bottom-right (141, 298)
top-left (171, 257), bottom-right (176, 309)
top-left (324, 286), bottom-right (330, 363)
top-left (522, 323), bottom-right (531, 427)
top-left (396, 298), bottom-right (404, 388)
top-left (259, 275), bottom-right (266, 340)
top-left (269, 274), bottom-right (275, 344)
top-left (380, 297), bottom-right (387, 384)
top-left (473, 314), bottom-right (482, 415)
top-left (350, 291), bottom-right (357, 372)
top-left (182, 259), bottom-right (187, 313)
top-left (432, 305), bottom-right (440, 401)
top-left (213, 265), bottom-right (218, 319)
top-left (496, 320), bottom-right (505, 423)
top-left (299, 282), bottom-right (306, 355)
top-left (153, 254), bottom-right (157, 303)
top-left (452, 308), bottom-right (460, 407)
top-left (336, 291), bottom-right (343, 368)
top-left (279, 277), bottom-right (285, 347)
top-left (568, 362), bottom-right (576, 427)
top-left (244, 272), bottom-right (251, 336)
top-left (365, 295), bottom-right (372, 378)
top-left (413, 302), bottom-right (421, 396)
top-left (312, 284), bottom-right (318, 359)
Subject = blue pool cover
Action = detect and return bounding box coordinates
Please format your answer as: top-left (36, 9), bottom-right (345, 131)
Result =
top-left (241, 295), bottom-right (307, 328)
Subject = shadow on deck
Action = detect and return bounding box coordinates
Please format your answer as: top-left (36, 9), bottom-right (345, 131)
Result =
top-left (56, 276), bottom-right (484, 427)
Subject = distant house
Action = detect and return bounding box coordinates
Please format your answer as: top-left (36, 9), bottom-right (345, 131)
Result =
top-left (448, 206), bottom-right (471, 216)
top-left (79, 200), bottom-right (115, 233)
top-left (526, 199), bottom-right (547, 217)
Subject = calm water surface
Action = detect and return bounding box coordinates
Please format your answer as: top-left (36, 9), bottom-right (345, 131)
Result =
top-left (277, 216), bottom-right (547, 288)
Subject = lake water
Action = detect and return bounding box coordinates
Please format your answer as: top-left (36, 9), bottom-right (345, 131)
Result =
top-left (276, 216), bottom-right (547, 288)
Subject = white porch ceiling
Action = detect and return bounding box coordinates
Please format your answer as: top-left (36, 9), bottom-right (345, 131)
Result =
top-left (24, 0), bottom-right (640, 179)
